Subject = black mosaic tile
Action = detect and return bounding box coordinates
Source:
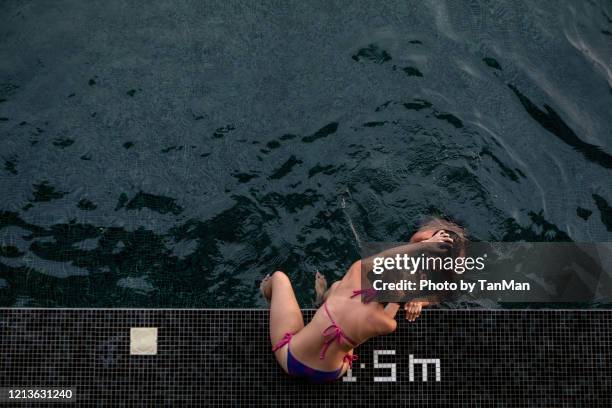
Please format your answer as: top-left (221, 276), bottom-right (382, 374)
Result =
top-left (0, 309), bottom-right (610, 407)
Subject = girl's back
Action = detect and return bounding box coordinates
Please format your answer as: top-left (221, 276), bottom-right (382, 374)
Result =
top-left (289, 262), bottom-right (395, 372)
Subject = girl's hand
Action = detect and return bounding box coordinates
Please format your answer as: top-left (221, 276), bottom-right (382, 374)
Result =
top-left (423, 229), bottom-right (453, 244)
top-left (404, 301), bottom-right (423, 322)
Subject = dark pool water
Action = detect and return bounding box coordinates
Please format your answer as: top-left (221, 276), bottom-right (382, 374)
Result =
top-left (0, 0), bottom-right (611, 307)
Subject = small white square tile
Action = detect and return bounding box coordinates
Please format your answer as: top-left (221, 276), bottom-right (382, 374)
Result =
top-left (130, 327), bottom-right (158, 355)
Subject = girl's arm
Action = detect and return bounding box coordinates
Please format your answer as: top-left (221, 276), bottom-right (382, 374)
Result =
top-left (384, 302), bottom-right (400, 318)
top-left (375, 303), bottom-right (400, 335)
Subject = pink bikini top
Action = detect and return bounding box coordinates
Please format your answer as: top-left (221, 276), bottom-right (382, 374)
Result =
top-left (351, 287), bottom-right (377, 304)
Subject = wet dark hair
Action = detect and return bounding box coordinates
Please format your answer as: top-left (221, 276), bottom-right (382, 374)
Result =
top-left (416, 217), bottom-right (468, 258)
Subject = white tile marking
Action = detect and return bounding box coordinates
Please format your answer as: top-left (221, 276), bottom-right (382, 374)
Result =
top-left (130, 327), bottom-right (158, 355)
top-left (409, 354), bottom-right (441, 382)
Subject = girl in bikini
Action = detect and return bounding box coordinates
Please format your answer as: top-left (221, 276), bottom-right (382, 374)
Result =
top-left (260, 218), bottom-right (466, 383)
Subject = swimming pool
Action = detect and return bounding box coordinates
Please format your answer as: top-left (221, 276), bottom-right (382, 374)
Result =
top-left (1, 0), bottom-right (611, 308)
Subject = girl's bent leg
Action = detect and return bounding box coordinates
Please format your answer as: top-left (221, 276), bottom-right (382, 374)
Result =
top-left (267, 271), bottom-right (304, 371)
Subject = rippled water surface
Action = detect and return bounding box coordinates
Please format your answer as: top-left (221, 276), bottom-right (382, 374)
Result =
top-left (1, 0), bottom-right (611, 307)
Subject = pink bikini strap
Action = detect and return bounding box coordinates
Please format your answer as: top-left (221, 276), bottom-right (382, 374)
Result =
top-left (343, 353), bottom-right (359, 369)
top-left (323, 302), bottom-right (339, 327)
top-left (351, 288), bottom-right (377, 303)
top-left (320, 303), bottom-right (357, 360)
top-left (272, 332), bottom-right (293, 352)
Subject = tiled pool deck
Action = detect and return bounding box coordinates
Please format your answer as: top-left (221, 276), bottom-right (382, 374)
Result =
top-left (0, 309), bottom-right (610, 406)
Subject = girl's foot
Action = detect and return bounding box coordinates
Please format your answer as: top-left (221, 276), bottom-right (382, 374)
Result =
top-left (260, 274), bottom-right (272, 304)
top-left (314, 271), bottom-right (328, 306)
